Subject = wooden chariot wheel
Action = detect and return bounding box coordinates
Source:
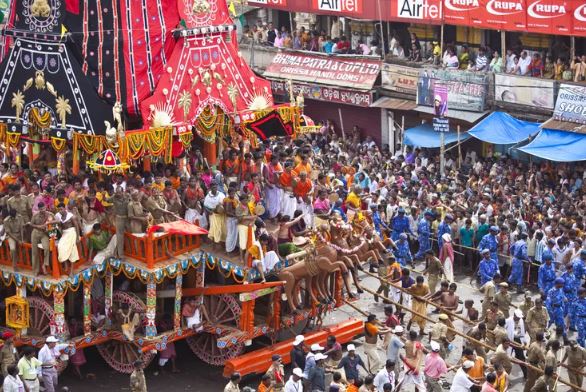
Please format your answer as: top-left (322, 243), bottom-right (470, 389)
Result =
top-left (27, 296), bottom-right (70, 373)
top-left (96, 291), bottom-right (155, 373)
top-left (186, 294), bottom-right (244, 366)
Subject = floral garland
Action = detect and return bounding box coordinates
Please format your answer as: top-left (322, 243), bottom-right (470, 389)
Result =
top-left (5, 132), bottom-right (21, 148)
top-left (194, 106), bottom-right (226, 143)
top-left (178, 131), bottom-right (193, 148)
top-left (316, 231), bottom-right (365, 254)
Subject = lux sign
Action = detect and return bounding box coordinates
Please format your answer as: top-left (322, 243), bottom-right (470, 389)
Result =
top-left (316, 0), bottom-right (361, 13)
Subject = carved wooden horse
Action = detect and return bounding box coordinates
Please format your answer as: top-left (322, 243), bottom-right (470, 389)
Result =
top-left (278, 244), bottom-right (354, 312)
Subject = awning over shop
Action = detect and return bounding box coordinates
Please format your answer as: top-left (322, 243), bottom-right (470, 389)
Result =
top-left (518, 129), bottom-right (586, 162)
top-left (468, 112), bottom-right (541, 144)
top-left (541, 118), bottom-right (586, 134)
top-left (370, 97), bottom-right (417, 111)
top-left (412, 106), bottom-right (489, 123)
top-left (404, 124), bottom-right (470, 148)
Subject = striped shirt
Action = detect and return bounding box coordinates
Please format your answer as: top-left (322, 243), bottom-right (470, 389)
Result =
top-left (534, 239), bottom-right (546, 263)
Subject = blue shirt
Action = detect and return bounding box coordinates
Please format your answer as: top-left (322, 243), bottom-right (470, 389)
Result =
top-left (338, 354), bottom-right (365, 381)
top-left (511, 240), bottom-right (527, 260)
top-left (545, 287), bottom-right (567, 311)
top-left (323, 41), bottom-right (334, 53)
top-left (573, 258), bottom-right (586, 281)
top-left (478, 258), bottom-right (499, 286)
top-left (561, 271), bottom-right (579, 299)
top-left (392, 215), bottom-right (411, 236)
top-left (418, 218), bottom-right (431, 238)
top-left (538, 263), bottom-right (556, 292)
top-left (437, 221), bottom-right (452, 248)
top-left (394, 240), bottom-right (412, 266)
top-left (478, 234), bottom-right (498, 260)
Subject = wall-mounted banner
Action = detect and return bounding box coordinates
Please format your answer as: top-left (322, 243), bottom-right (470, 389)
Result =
top-left (554, 84), bottom-right (586, 124)
top-left (417, 69), bottom-right (489, 112)
top-left (495, 74), bottom-right (555, 110)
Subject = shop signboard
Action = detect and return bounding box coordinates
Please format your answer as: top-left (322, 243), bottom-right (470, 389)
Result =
top-left (574, 0), bottom-right (586, 34)
top-left (525, 0), bottom-right (572, 34)
top-left (390, 0), bottom-right (443, 23)
top-left (381, 64), bottom-right (419, 95)
top-left (264, 52), bottom-right (381, 91)
top-left (312, 0), bottom-right (362, 14)
top-left (495, 74), bottom-right (555, 110)
top-left (270, 80), bottom-right (374, 107)
top-left (416, 69), bottom-right (489, 112)
top-left (554, 84), bottom-right (586, 124)
top-left (433, 117), bottom-right (450, 132)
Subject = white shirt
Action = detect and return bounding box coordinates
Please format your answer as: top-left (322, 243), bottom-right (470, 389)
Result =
top-left (374, 368), bottom-right (395, 391)
top-left (519, 56), bottom-right (531, 75)
top-left (505, 316), bottom-right (528, 345)
top-left (203, 191), bottom-right (225, 210)
top-left (284, 376), bottom-right (303, 392)
top-left (38, 344), bottom-right (68, 366)
top-left (2, 375), bottom-right (24, 392)
top-left (450, 368), bottom-right (474, 391)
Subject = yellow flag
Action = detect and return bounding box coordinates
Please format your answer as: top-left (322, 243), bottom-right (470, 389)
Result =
top-left (60, 24), bottom-right (68, 39)
top-left (228, 1), bottom-right (236, 16)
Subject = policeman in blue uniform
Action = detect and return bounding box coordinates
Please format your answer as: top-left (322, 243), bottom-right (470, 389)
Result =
top-left (574, 288), bottom-right (586, 347)
top-left (508, 232), bottom-right (528, 293)
top-left (437, 214), bottom-right (453, 249)
top-left (371, 204), bottom-right (388, 239)
top-left (546, 277), bottom-right (568, 341)
top-left (394, 233), bottom-right (413, 267)
top-left (561, 263), bottom-right (580, 331)
top-left (478, 248), bottom-right (500, 286)
top-left (572, 249), bottom-right (586, 283)
top-left (414, 211), bottom-right (433, 260)
top-left (478, 226), bottom-right (499, 263)
top-left (391, 207), bottom-right (411, 241)
top-left (538, 254), bottom-right (556, 296)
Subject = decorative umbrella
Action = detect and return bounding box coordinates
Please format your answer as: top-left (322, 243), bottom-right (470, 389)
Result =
top-left (87, 149), bottom-right (130, 174)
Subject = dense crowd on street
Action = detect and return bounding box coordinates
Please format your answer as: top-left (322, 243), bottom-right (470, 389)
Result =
top-left (0, 119), bottom-right (585, 392)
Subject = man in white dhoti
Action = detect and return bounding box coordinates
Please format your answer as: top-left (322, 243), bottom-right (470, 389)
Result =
top-left (203, 182), bottom-right (226, 251)
top-left (223, 187), bottom-right (239, 254)
top-left (181, 297), bottom-right (210, 332)
top-left (55, 203), bottom-right (81, 276)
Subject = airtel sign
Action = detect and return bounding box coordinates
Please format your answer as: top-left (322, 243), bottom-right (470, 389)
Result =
top-left (314, 0), bottom-right (361, 13)
top-left (394, 0), bottom-right (442, 21)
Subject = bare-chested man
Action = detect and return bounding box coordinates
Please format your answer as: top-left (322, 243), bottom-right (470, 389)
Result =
top-left (439, 282), bottom-right (460, 312)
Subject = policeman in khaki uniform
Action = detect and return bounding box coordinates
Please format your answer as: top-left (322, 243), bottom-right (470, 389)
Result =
top-left (0, 332), bottom-right (17, 376)
top-left (3, 209), bottom-right (24, 270)
top-left (526, 298), bottom-right (549, 341)
top-left (7, 184), bottom-right (31, 222)
top-left (128, 190), bottom-right (149, 234)
top-left (107, 186), bottom-right (130, 258)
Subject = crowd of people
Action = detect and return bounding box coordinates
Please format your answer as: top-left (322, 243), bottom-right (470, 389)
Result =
top-left (0, 118), bottom-right (585, 392)
top-left (241, 19), bottom-right (381, 55)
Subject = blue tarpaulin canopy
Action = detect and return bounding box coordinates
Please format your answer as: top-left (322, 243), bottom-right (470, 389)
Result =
top-left (468, 112), bottom-right (541, 144)
top-left (518, 129), bottom-right (586, 162)
top-left (403, 123), bottom-right (470, 148)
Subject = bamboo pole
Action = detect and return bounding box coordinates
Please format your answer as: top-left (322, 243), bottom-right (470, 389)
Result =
top-left (357, 285), bottom-right (586, 392)
top-left (360, 268), bottom-right (586, 379)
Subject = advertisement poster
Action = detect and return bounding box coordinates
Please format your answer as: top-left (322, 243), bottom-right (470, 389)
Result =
top-left (417, 69), bottom-right (489, 112)
top-left (381, 64), bottom-right (419, 94)
top-left (495, 74), bottom-right (555, 109)
top-left (554, 84), bottom-right (586, 124)
top-left (264, 52), bottom-right (381, 90)
top-left (433, 84), bottom-right (449, 116)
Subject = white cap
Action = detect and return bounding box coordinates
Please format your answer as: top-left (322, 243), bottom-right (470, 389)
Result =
top-left (430, 341), bottom-right (440, 352)
top-left (311, 343), bottom-right (324, 352)
top-left (46, 336), bottom-right (58, 343)
top-left (462, 360), bottom-right (475, 369)
top-left (292, 368), bottom-right (304, 378)
top-left (314, 353), bottom-right (328, 361)
top-left (347, 344), bottom-right (356, 351)
top-left (514, 309), bottom-right (524, 318)
top-left (293, 335), bottom-right (305, 346)
top-left (393, 326), bottom-right (404, 333)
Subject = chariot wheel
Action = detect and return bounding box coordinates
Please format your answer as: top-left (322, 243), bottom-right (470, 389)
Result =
top-left (27, 296), bottom-right (70, 373)
top-left (96, 291), bottom-right (155, 373)
top-left (186, 294), bottom-right (244, 366)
